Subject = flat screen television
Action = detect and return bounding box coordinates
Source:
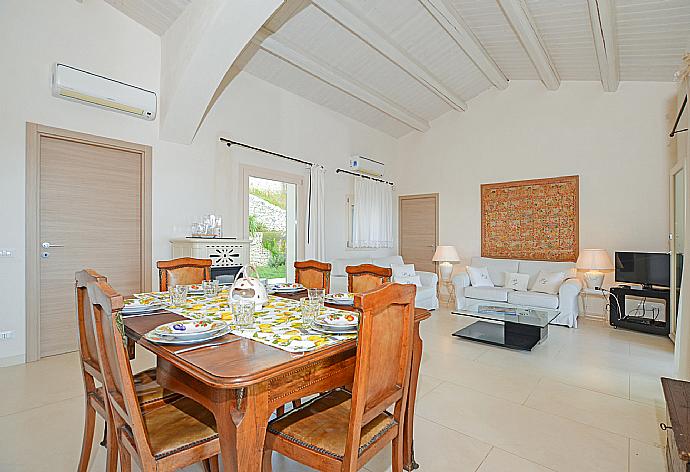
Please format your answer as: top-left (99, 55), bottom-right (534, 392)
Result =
top-left (614, 252), bottom-right (670, 288)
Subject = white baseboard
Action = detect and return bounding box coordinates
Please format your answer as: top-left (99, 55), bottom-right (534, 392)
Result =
top-left (0, 354), bottom-right (26, 367)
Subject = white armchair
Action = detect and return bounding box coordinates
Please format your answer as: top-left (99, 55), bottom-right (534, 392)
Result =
top-left (330, 255), bottom-right (439, 310)
top-left (415, 271), bottom-right (439, 310)
top-left (452, 272), bottom-right (471, 312)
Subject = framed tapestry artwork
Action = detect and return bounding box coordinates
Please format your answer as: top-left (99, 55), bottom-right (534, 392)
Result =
top-left (481, 175), bottom-right (579, 262)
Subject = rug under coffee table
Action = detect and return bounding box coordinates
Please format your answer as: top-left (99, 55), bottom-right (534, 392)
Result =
top-left (452, 302), bottom-right (559, 351)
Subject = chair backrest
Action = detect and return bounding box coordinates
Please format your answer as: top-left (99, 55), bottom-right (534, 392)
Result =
top-left (294, 260), bottom-right (332, 292)
top-left (75, 269), bottom-right (108, 382)
top-left (156, 257), bottom-right (212, 291)
top-left (87, 280), bottom-right (153, 460)
top-left (344, 283), bottom-right (416, 467)
top-left (346, 264), bottom-right (392, 293)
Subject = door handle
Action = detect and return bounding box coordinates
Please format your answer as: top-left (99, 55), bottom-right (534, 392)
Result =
top-left (41, 242), bottom-right (64, 249)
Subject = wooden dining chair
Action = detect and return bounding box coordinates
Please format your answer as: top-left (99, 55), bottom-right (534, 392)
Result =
top-left (295, 260), bottom-right (332, 292)
top-left (263, 282), bottom-right (416, 472)
top-left (87, 279), bottom-right (221, 472)
top-left (76, 269), bottom-right (179, 472)
top-left (157, 257), bottom-right (212, 292)
top-left (346, 264), bottom-right (392, 293)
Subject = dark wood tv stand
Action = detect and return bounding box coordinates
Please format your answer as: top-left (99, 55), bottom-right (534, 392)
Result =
top-left (609, 285), bottom-right (670, 336)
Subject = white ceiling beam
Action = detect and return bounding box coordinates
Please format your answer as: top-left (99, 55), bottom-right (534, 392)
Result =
top-left (587, 0), bottom-right (619, 92)
top-left (496, 0), bottom-right (560, 90)
top-left (256, 31), bottom-right (430, 132)
top-left (311, 0), bottom-right (467, 111)
top-left (159, 0), bottom-right (283, 144)
top-left (418, 0), bottom-right (508, 90)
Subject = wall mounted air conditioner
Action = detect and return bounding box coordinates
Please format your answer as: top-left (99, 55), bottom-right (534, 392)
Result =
top-left (52, 63), bottom-right (157, 120)
top-left (349, 155), bottom-right (385, 177)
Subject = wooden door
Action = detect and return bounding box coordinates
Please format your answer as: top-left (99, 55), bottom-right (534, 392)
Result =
top-left (399, 194), bottom-right (438, 273)
top-left (27, 125), bottom-right (151, 358)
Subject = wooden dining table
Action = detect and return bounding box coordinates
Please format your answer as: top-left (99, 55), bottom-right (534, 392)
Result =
top-left (123, 290), bottom-right (431, 472)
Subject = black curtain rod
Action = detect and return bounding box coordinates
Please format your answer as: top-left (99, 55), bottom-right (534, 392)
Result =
top-left (335, 168), bottom-right (394, 186)
top-left (670, 95), bottom-right (688, 137)
top-left (220, 137), bottom-right (314, 166)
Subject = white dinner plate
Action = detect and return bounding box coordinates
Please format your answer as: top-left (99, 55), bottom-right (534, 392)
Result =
top-left (271, 283), bottom-right (305, 293)
top-left (144, 326), bottom-right (232, 345)
top-left (151, 320), bottom-right (228, 340)
top-left (316, 312), bottom-right (358, 328)
top-left (325, 293), bottom-right (355, 305)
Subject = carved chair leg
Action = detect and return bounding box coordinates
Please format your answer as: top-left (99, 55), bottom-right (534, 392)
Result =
top-left (262, 449), bottom-right (273, 472)
top-left (392, 433), bottom-right (403, 472)
top-left (275, 405), bottom-right (285, 417)
top-left (291, 399), bottom-right (302, 409)
top-left (77, 401), bottom-right (96, 472)
top-left (209, 455), bottom-right (220, 472)
top-left (202, 458), bottom-right (212, 472)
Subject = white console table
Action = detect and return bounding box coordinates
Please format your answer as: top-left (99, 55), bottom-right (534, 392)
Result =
top-left (170, 238), bottom-right (250, 281)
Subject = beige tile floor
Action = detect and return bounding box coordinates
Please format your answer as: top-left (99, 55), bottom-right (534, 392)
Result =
top-left (0, 308), bottom-right (673, 471)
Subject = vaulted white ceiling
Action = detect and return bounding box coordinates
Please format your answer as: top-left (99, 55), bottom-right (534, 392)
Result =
top-left (105, 0), bottom-right (690, 138)
top-left (103, 0), bottom-right (191, 35)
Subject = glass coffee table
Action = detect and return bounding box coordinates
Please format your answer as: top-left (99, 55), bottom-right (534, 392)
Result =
top-left (452, 302), bottom-right (559, 351)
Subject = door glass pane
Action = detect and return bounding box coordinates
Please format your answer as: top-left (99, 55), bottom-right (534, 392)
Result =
top-left (674, 170), bottom-right (685, 327)
top-left (248, 176), bottom-right (297, 283)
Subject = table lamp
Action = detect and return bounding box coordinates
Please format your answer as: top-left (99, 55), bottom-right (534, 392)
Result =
top-left (576, 249), bottom-right (613, 289)
top-left (432, 246), bottom-right (460, 282)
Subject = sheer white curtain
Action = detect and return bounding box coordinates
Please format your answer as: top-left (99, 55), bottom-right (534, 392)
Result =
top-left (305, 165), bottom-right (326, 260)
top-left (351, 177), bottom-right (393, 248)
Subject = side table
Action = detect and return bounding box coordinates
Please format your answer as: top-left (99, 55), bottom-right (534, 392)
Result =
top-left (579, 287), bottom-right (608, 322)
top-left (440, 280), bottom-right (456, 306)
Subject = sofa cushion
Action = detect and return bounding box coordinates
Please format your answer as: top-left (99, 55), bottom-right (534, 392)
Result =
top-left (372, 255), bottom-right (404, 268)
top-left (465, 286), bottom-right (510, 302)
top-left (518, 260), bottom-right (576, 289)
top-left (467, 266), bottom-right (494, 287)
top-left (470, 257), bottom-right (519, 286)
top-left (508, 290), bottom-right (559, 309)
top-left (395, 275), bottom-right (422, 287)
top-left (531, 270), bottom-right (567, 294)
top-left (391, 263), bottom-right (416, 278)
top-left (505, 272), bottom-right (529, 292)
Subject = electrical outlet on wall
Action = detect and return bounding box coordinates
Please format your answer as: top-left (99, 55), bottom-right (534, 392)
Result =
top-left (0, 249), bottom-right (16, 258)
top-left (0, 331), bottom-right (15, 340)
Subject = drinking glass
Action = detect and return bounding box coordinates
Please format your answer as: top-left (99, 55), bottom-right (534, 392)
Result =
top-left (300, 297), bottom-right (319, 329)
top-left (202, 280), bottom-right (220, 298)
top-left (307, 288), bottom-right (325, 310)
top-left (234, 299), bottom-right (255, 328)
top-left (168, 285), bottom-right (188, 306)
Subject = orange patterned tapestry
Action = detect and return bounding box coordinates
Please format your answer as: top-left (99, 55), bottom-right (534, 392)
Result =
top-left (481, 176), bottom-right (579, 262)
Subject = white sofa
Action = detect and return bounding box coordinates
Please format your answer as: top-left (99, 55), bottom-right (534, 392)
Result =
top-left (452, 256), bottom-right (583, 327)
top-left (330, 255), bottom-right (439, 310)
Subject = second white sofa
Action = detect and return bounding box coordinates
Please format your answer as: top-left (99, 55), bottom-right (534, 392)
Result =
top-left (452, 256), bottom-right (582, 327)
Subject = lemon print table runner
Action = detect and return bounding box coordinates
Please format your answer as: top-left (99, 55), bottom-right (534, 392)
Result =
top-left (133, 292), bottom-right (357, 353)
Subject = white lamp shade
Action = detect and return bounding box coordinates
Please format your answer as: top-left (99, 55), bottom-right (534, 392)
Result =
top-left (576, 249), bottom-right (614, 271)
top-left (432, 245), bottom-right (460, 262)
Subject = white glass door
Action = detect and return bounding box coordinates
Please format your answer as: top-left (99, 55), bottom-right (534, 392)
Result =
top-left (671, 162), bottom-right (685, 342)
top-left (242, 166), bottom-right (304, 284)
